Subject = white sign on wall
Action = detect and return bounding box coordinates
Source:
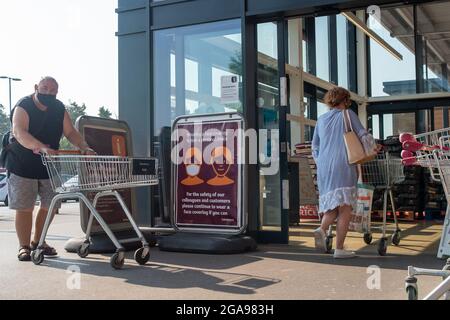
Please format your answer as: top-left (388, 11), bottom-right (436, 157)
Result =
top-left (220, 75), bottom-right (239, 104)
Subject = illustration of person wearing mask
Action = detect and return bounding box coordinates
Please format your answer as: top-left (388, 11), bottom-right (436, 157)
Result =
top-left (181, 147), bottom-right (204, 186)
top-left (207, 146), bottom-right (234, 186)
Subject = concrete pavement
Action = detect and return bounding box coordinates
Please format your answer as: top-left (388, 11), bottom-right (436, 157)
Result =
top-left (0, 203), bottom-right (447, 300)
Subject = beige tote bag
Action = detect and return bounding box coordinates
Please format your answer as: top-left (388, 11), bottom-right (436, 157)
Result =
top-left (343, 110), bottom-right (376, 164)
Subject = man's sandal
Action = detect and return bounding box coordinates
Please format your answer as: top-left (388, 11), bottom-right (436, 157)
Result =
top-left (31, 241), bottom-right (58, 256)
top-left (18, 246), bottom-right (31, 261)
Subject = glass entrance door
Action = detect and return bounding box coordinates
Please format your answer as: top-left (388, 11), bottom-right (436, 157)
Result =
top-left (255, 20), bottom-right (289, 243)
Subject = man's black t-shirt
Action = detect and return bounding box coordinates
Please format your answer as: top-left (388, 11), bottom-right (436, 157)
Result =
top-left (6, 95), bottom-right (65, 179)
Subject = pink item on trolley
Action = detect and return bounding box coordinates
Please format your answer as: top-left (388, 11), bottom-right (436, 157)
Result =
top-left (399, 132), bottom-right (417, 144)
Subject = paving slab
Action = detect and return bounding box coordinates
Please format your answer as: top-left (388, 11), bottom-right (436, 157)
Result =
top-left (0, 203), bottom-right (446, 300)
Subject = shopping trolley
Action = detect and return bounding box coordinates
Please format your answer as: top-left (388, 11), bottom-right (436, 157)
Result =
top-left (31, 152), bottom-right (159, 269)
top-left (325, 151), bottom-right (404, 256)
top-left (359, 151), bottom-right (404, 255)
top-left (404, 150), bottom-right (450, 300)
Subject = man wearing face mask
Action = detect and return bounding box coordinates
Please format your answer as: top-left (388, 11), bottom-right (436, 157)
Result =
top-left (6, 76), bottom-right (95, 261)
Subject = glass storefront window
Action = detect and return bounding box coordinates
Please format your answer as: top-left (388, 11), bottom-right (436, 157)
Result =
top-left (317, 101), bottom-right (328, 118)
top-left (337, 14), bottom-right (349, 88)
top-left (368, 3), bottom-right (450, 96)
top-left (303, 85), bottom-right (330, 120)
top-left (304, 125), bottom-right (313, 142)
top-left (390, 113), bottom-right (416, 137)
top-left (257, 22), bottom-right (282, 230)
top-left (417, 2), bottom-right (450, 93)
top-left (153, 19), bottom-right (242, 135)
top-left (372, 113), bottom-right (416, 139)
top-left (369, 6), bottom-right (416, 97)
top-left (315, 16), bottom-right (330, 82)
top-left (302, 37), bottom-right (307, 72)
top-left (383, 114), bottom-right (394, 137)
top-left (371, 115), bottom-right (380, 139)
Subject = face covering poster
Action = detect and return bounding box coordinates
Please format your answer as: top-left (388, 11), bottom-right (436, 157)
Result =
top-left (174, 119), bottom-right (242, 229)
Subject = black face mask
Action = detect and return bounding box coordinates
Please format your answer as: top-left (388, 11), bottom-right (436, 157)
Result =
top-left (37, 93), bottom-right (57, 107)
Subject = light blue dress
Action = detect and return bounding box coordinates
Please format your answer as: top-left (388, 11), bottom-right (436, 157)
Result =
top-left (312, 109), bottom-right (368, 214)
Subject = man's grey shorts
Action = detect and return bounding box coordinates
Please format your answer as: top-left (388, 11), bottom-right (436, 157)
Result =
top-left (7, 173), bottom-right (61, 210)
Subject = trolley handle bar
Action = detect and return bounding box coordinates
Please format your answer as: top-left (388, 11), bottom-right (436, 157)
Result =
top-left (54, 150), bottom-right (83, 155)
top-left (40, 150), bottom-right (83, 165)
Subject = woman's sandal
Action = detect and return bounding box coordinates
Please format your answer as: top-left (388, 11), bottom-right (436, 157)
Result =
top-left (18, 246), bottom-right (31, 261)
top-left (31, 241), bottom-right (58, 256)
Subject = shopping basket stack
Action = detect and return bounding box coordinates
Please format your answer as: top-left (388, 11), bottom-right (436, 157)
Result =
top-left (31, 152), bottom-right (159, 270)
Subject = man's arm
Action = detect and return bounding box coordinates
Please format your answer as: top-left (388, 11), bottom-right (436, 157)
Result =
top-left (62, 111), bottom-right (93, 152)
top-left (12, 106), bottom-right (53, 154)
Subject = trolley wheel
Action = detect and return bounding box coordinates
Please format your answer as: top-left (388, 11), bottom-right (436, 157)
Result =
top-left (31, 250), bottom-right (44, 265)
top-left (406, 285), bottom-right (418, 300)
top-left (391, 230), bottom-right (401, 246)
top-left (363, 232), bottom-right (373, 245)
top-left (77, 242), bottom-right (90, 258)
top-left (377, 238), bottom-right (388, 256)
top-left (110, 252), bottom-right (125, 270)
top-left (325, 236), bottom-right (333, 253)
top-left (134, 246), bottom-right (150, 265)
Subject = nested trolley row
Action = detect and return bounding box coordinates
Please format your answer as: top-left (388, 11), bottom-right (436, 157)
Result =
top-left (400, 128), bottom-right (450, 300)
top-left (405, 148), bottom-right (450, 300)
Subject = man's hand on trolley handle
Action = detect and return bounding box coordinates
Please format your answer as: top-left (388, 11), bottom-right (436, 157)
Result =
top-left (34, 144), bottom-right (97, 156)
top-left (79, 142), bottom-right (97, 156)
top-left (35, 145), bottom-right (58, 155)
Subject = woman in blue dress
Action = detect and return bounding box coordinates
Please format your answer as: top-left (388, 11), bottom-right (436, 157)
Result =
top-left (312, 87), bottom-right (375, 259)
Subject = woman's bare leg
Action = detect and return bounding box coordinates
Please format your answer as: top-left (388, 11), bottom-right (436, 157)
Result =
top-left (320, 209), bottom-right (337, 233)
top-left (336, 205), bottom-right (352, 250)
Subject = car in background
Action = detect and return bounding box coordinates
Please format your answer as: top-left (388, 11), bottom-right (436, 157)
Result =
top-left (0, 172), bottom-right (8, 206)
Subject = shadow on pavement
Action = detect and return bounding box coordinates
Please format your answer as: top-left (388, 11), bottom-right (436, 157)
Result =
top-left (142, 249), bottom-right (263, 270)
top-left (36, 253), bottom-right (281, 295)
top-left (271, 220), bottom-right (446, 270)
top-left (248, 245), bottom-right (445, 272)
